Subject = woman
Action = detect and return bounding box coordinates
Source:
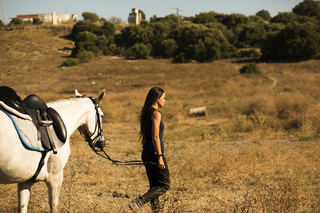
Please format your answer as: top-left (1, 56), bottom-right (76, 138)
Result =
top-left (129, 87), bottom-right (170, 212)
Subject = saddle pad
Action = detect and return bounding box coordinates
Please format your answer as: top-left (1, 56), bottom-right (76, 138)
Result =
top-left (0, 108), bottom-right (44, 152)
top-left (0, 101), bottom-right (32, 121)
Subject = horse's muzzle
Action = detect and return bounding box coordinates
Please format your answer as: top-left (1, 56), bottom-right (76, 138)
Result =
top-left (89, 135), bottom-right (106, 152)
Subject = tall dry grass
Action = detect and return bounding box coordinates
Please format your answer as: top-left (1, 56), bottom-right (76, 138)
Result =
top-left (0, 26), bottom-right (320, 212)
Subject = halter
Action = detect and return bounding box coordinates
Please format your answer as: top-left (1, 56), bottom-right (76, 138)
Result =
top-left (80, 97), bottom-right (105, 152)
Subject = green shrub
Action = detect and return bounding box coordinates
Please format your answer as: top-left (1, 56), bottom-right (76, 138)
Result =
top-left (61, 59), bottom-right (79, 67)
top-left (103, 44), bottom-right (126, 56)
top-left (76, 50), bottom-right (95, 63)
top-left (75, 31), bottom-right (98, 43)
top-left (10, 18), bottom-right (23, 25)
top-left (129, 43), bottom-right (151, 59)
top-left (173, 52), bottom-right (192, 63)
top-left (240, 63), bottom-right (261, 74)
top-left (71, 41), bottom-right (100, 57)
top-left (33, 18), bottom-right (41, 25)
top-left (160, 39), bottom-right (178, 57)
top-left (239, 49), bottom-right (261, 58)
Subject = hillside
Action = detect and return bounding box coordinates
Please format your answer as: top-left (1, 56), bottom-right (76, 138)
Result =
top-left (0, 26), bottom-right (320, 212)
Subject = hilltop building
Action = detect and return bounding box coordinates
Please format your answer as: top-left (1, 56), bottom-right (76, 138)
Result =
top-left (10, 12), bottom-right (77, 24)
top-left (128, 8), bottom-right (142, 24)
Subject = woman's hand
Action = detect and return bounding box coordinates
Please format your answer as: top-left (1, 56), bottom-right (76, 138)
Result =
top-left (158, 156), bottom-right (165, 169)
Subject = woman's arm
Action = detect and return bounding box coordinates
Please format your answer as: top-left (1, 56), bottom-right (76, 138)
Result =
top-left (152, 111), bottom-right (165, 169)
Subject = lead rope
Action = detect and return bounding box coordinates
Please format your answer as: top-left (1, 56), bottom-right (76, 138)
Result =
top-left (88, 138), bottom-right (157, 166)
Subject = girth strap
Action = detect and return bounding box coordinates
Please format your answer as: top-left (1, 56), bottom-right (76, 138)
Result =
top-left (28, 151), bottom-right (47, 182)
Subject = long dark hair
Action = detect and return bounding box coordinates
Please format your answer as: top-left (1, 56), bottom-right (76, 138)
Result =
top-left (139, 87), bottom-right (165, 145)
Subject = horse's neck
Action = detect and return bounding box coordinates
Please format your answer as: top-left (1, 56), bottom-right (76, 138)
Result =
top-left (47, 98), bottom-right (92, 138)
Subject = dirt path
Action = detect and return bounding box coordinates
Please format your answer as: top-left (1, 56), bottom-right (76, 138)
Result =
top-left (268, 76), bottom-right (277, 88)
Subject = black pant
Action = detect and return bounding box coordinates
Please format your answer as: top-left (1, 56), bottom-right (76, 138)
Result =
top-left (137, 149), bottom-right (170, 207)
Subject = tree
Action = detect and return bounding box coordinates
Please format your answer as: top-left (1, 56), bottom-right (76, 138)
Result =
top-left (101, 20), bottom-right (116, 44)
top-left (160, 39), bottom-right (178, 57)
top-left (221, 13), bottom-right (249, 29)
top-left (147, 22), bottom-right (171, 56)
top-left (234, 23), bottom-right (268, 48)
top-left (139, 10), bottom-right (146, 21)
top-left (192, 11), bottom-right (218, 24)
top-left (256, 10), bottom-right (271, 22)
top-left (71, 31), bottom-right (99, 57)
top-left (205, 22), bottom-right (234, 44)
top-left (0, 20), bottom-right (4, 27)
top-left (292, 0), bottom-right (320, 18)
top-left (270, 12), bottom-right (298, 24)
top-left (150, 14), bottom-right (177, 27)
top-left (99, 17), bottom-right (107, 23)
top-left (115, 24), bottom-right (151, 48)
top-left (82, 12), bottom-right (99, 22)
top-left (172, 24), bottom-right (238, 63)
top-left (70, 21), bottom-right (103, 40)
top-left (108, 16), bottom-right (123, 24)
top-left (261, 22), bottom-right (320, 61)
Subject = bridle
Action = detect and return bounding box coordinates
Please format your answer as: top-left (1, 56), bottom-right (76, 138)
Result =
top-left (81, 97), bottom-right (148, 166)
top-left (82, 97), bottom-right (105, 151)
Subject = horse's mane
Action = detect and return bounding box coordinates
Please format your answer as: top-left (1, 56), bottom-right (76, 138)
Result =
top-left (48, 96), bottom-right (88, 104)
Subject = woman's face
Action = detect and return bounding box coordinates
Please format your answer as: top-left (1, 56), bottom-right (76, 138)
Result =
top-left (157, 92), bottom-right (166, 108)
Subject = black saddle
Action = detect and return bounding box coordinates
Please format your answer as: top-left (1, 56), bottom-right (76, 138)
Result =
top-left (0, 86), bottom-right (67, 154)
top-left (0, 86), bottom-right (26, 114)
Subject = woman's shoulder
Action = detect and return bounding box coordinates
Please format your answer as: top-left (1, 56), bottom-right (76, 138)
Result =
top-left (151, 110), bottom-right (161, 120)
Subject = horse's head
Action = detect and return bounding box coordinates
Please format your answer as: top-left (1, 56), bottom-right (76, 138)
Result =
top-left (76, 89), bottom-right (106, 152)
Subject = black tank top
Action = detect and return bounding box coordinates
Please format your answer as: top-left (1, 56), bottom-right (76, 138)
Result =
top-left (143, 113), bottom-right (165, 152)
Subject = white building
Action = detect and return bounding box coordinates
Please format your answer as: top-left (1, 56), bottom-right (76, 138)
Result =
top-left (10, 12), bottom-right (71, 24)
top-left (128, 8), bottom-right (142, 24)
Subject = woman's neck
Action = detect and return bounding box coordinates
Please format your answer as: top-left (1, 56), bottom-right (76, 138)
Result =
top-left (152, 103), bottom-right (158, 111)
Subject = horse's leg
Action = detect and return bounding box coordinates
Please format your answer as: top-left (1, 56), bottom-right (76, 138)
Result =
top-left (45, 171), bottom-right (63, 213)
top-left (18, 181), bottom-right (34, 213)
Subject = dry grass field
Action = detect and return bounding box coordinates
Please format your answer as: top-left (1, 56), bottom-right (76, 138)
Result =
top-left (1, 25), bottom-right (320, 212)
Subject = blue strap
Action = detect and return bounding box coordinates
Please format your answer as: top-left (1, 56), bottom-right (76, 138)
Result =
top-left (0, 108), bottom-right (42, 152)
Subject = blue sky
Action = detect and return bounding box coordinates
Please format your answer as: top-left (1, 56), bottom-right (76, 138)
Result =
top-left (2, 0), bottom-right (303, 24)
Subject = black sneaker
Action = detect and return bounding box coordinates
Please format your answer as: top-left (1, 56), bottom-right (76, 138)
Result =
top-left (128, 201), bottom-right (140, 212)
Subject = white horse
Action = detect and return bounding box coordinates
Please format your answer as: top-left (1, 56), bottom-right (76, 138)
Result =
top-left (0, 89), bottom-right (106, 213)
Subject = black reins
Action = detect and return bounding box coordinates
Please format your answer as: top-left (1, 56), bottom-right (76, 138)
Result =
top-left (82, 97), bottom-right (153, 166)
top-left (90, 145), bottom-right (146, 166)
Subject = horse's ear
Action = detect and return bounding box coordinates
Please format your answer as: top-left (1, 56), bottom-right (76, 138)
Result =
top-left (75, 89), bottom-right (82, 97)
top-left (97, 89), bottom-right (106, 103)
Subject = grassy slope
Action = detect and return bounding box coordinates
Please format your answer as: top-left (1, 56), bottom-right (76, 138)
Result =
top-left (0, 25), bottom-right (320, 212)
